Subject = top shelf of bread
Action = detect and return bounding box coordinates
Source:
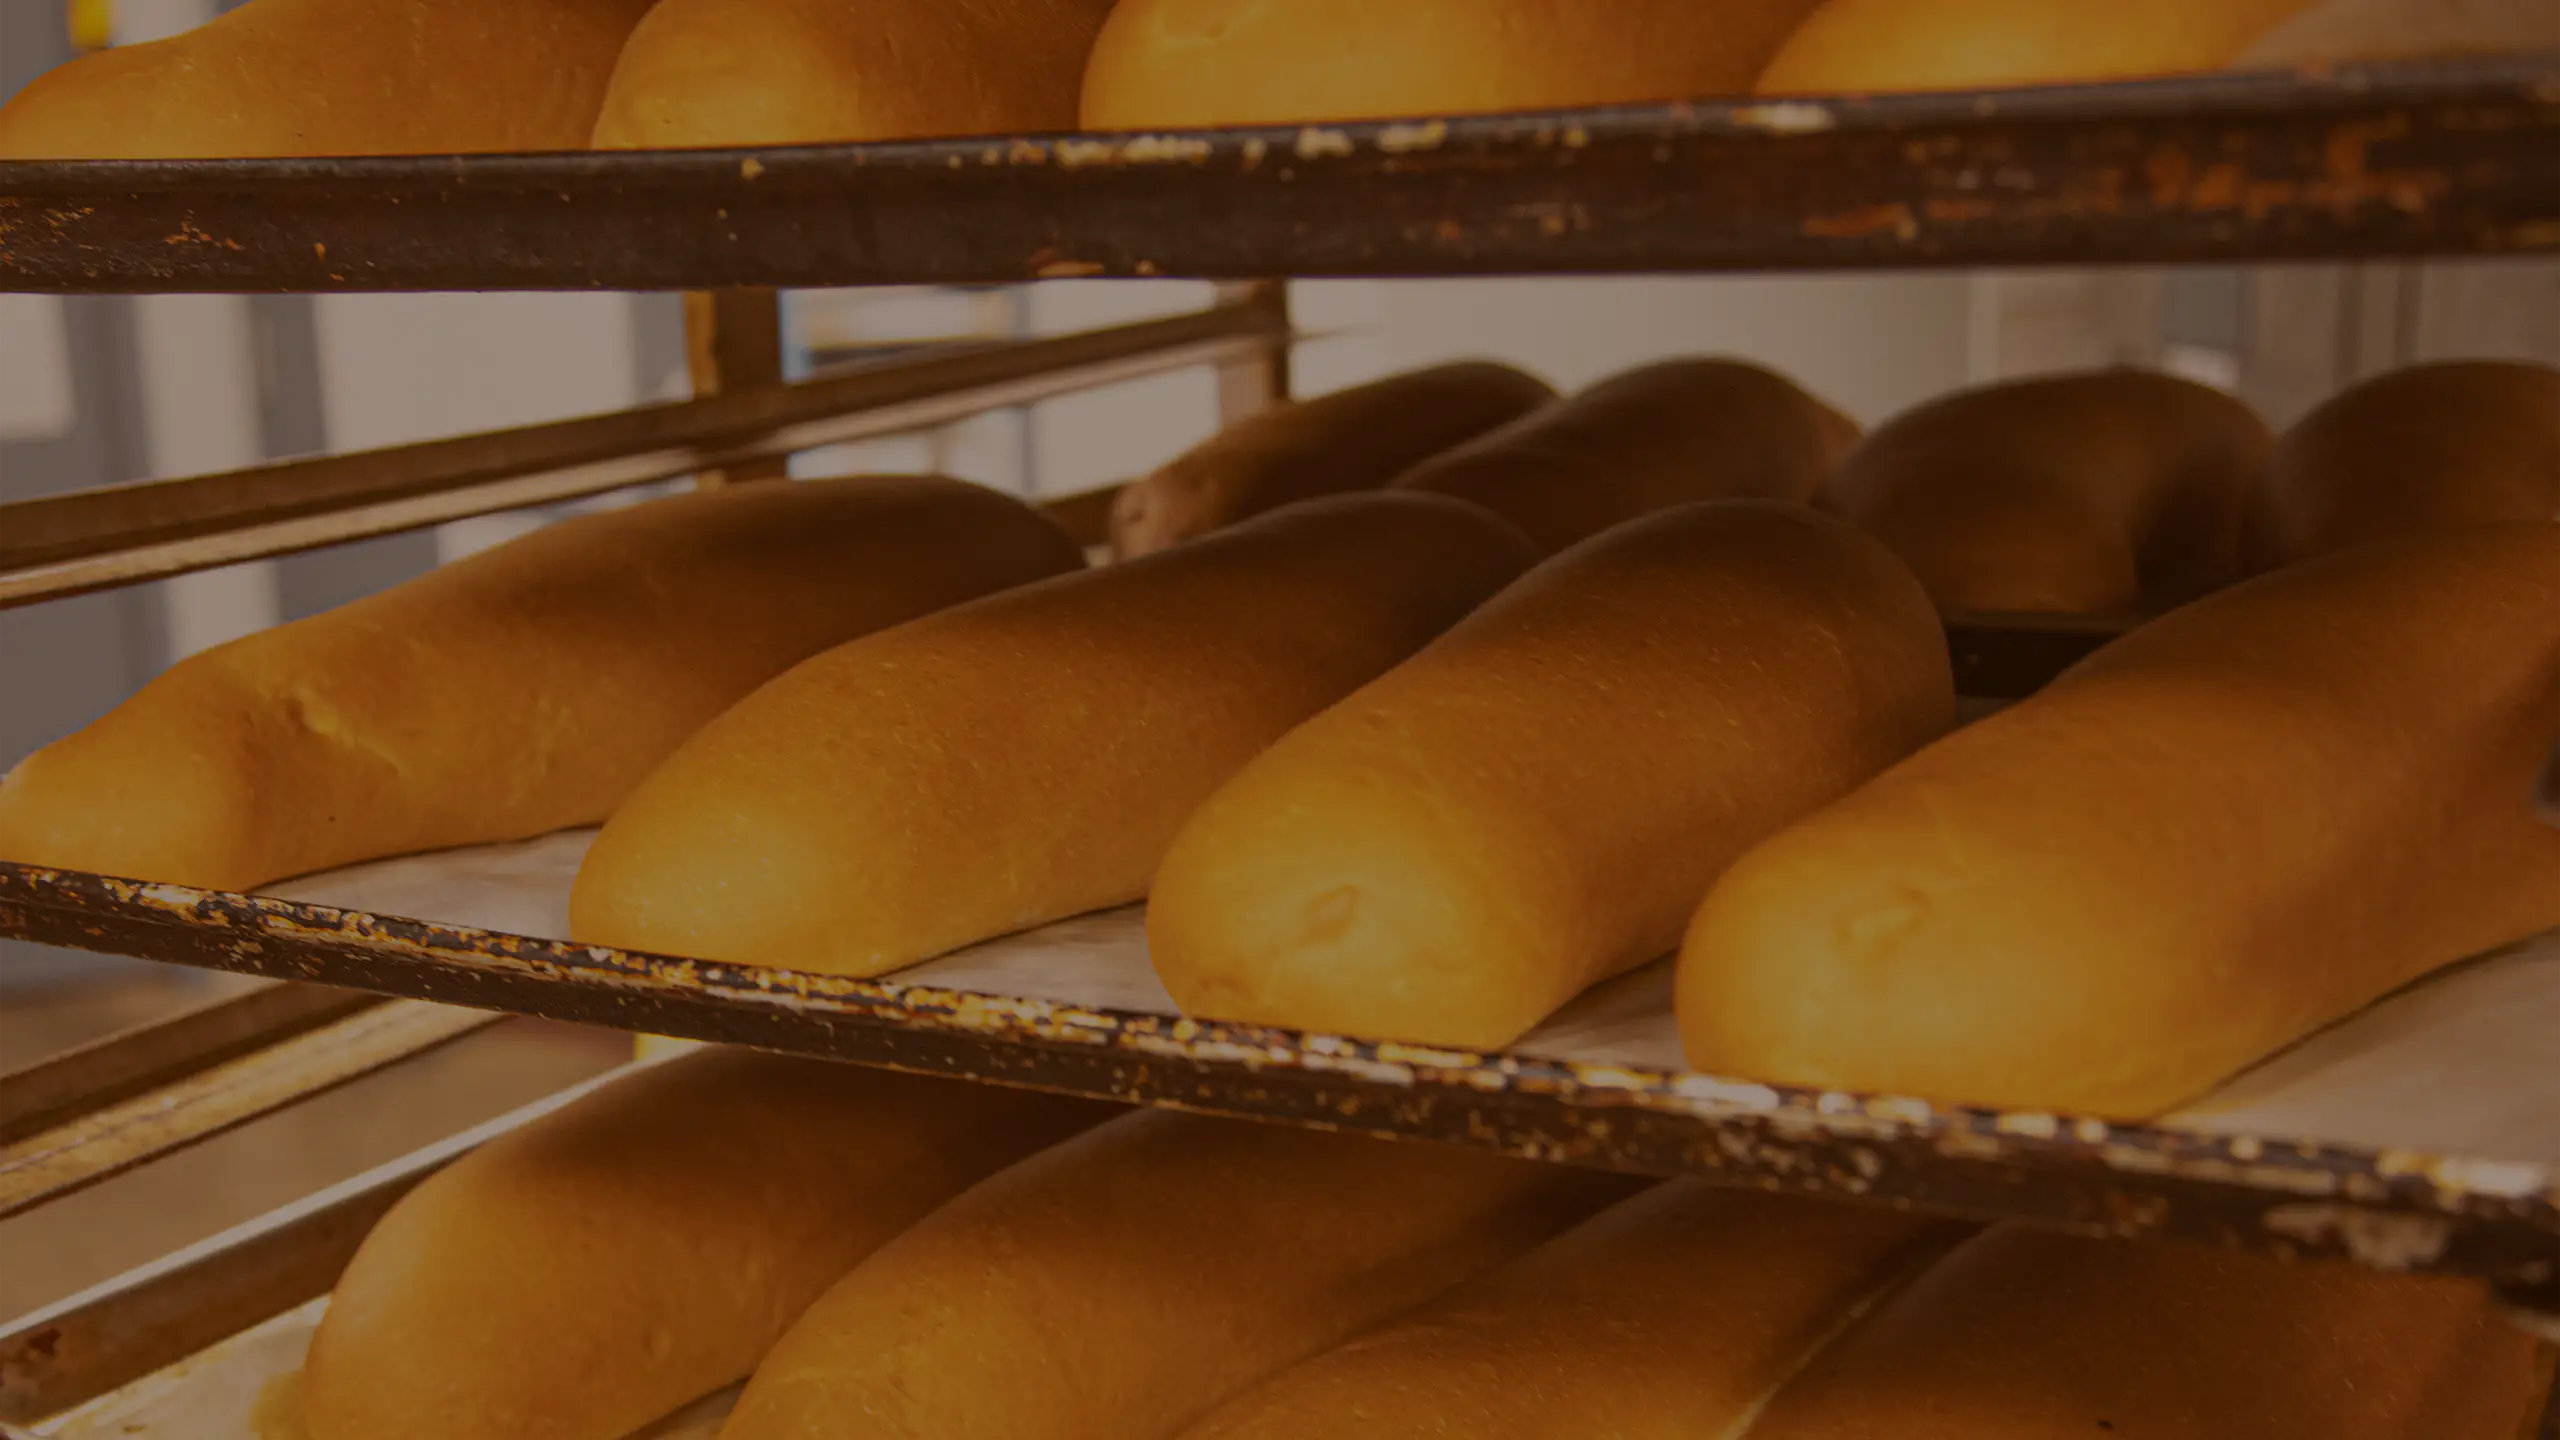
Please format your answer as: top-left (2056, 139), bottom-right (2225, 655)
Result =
top-left (1, 57), bottom-right (2554, 294)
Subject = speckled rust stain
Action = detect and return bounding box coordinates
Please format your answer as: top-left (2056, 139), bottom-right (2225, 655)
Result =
top-left (0, 60), bottom-right (2549, 291)
top-left (1, 858), bottom-right (2553, 1318)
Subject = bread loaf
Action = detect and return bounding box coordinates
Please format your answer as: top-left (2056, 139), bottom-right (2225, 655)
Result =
top-left (0, 477), bottom-right (1081, 892)
top-left (301, 1049), bottom-right (1120, 1440)
top-left (591, 0), bottom-right (1117, 148)
top-left (570, 493), bottom-right (1537, 977)
top-left (1081, 0), bottom-right (1830, 129)
top-left (721, 1109), bottom-right (1643, 1440)
top-left (1109, 362), bottom-right (1556, 559)
top-left (1150, 503), bottom-right (1952, 1050)
top-left (0, 0), bottom-right (656, 158)
top-left (1756, 0), bottom-right (2317, 93)
top-left (1677, 523), bottom-right (2560, 1116)
top-left (2238, 0), bottom-right (2560, 66)
top-left (1815, 369), bottom-right (2272, 614)
top-left (2245, 360), bottom-right (2560, 570)
top-left (1178, 1184), bottom-right (1968, 1440)
top-left (1745, 1227), bottom-right (2547, 1439)
top-left (1393, 358), bottom-right (1862, 555)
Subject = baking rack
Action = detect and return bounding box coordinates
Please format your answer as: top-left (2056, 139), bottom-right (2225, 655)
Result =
top-left (2, 53), bottom-right (2558, 1432)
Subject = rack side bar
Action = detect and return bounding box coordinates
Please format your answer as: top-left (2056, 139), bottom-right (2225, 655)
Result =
top-left (0, 1000), bottom-right (502, 1220)
top-left (0, 1061), bottom-right (648, 1425)
top-left (0, 300), bottom-right (1287, 610)
top-left (0, 983), bottom-right (374, 1143)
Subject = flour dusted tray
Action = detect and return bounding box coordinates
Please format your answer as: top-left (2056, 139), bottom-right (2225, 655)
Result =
top-left (4, 833), bottom-right (2555, 1320)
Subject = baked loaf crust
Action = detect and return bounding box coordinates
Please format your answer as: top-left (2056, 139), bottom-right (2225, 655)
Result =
top-left (1081, 0), bottom-right (1829, 128)
top-left (2244, 360), bottom-right (2560, 570)
top-left (1150, 502), bottom-right (1951, 1049)
top-left (1746, 1226), bottom-right (2548, 1439)
top-left (1179, 1183), bottom-right (1968, 1439)
top-left (570, 493), bottom-right (1537, 976)
top-left (1393, 358), bottom-right (1862, 555)
top-left (1757, 0), bottom-right (2316, 92)
top-left (1109, 362), bottom-right (1556, 559)
top-left (301, 1048), bottom-right (1120, 1440)
top-left (721, 1109), bottom-right (1643, 1440)
top-left (2238, 0), bottom-right (2560, 65)
top-left (0, 476), bottom-right (1082, 892)
top-left (1815, 369), bottom-right (2272, 614)
top-left (0, 0), bottom-right (657, 158)
top-left (1678, 522), bottom-right (2560, 1116)
top-left (592, 0), bottom-right (1117, 148)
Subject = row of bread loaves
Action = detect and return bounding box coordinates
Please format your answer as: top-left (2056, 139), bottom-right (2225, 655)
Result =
top-left (1146, 356), bottom-right (2560, 1118)
top-left (294, 1044), bottom-right (2549, 1438)
top-left (4, 356), bottom-right (2550, 1127)
top-left (568, 353), bottom-right (1878, 973)
top-left (298, 1045), bottom-right (1638, 1440)
top-left (0, 477), bottom-right (1084, 892)
top-left (8, 0), bottom-right (2551, 157)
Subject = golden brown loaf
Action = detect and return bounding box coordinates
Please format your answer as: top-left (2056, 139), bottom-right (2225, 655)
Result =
top-left (569, 493), bottom-right (1538, 977)
top-left (1677, 522), bottom-right (2560, 1117)
top-left (1745, 1227), bottom-right (2547, 1439)
top-left (0, 477), bottom-right (1081, 893)
top-left (1150, 503), bottom-right (1953, 1050)
top-left (1756, 0), bottom-right (2317, 93)
top-left (1393, 358), bottom-right (1864, 555)
top-left (1081, 0), bottom-right (1831, 128)
top-left (300, 1048), bottom-right (1120, 1440)
top-left (1179, 1184), bottom-right (1969, 1440)
top-left (2245, 360), bottom-right (2560, 570)
top-left (721, 1109), bottom-right (1644, 1440)
top-left (0, 0), bottom-right (656, 158)
top-left (1815, 369), bottom-right (2272, 614)
top-left (591, 0), bottom-right (1118, 148)
top-left (2238, 0), bottom-right (2560, 66)
top-left (1108, 362), bottom-right (1556, 559)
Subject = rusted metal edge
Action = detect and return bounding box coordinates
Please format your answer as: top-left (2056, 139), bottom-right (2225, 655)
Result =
top-left (0, 861), bottom-right (2550, 1314)
top-left (0, 302), bottom-right (1287, 609)
top-left (0, 1060), bottom-right (650, 1425)
top-left (0, 991), bottom-right (501, 1221)
top-left (1, 57), bottom-right (2553, 292)
top-left (0, 982), bottom-right (377, 1144)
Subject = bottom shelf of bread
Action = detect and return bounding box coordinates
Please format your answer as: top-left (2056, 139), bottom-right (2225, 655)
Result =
top-left (8, 1042), bottom-right (2557, 1439)
top-left (4, 823), bottom-right (2555, 1316)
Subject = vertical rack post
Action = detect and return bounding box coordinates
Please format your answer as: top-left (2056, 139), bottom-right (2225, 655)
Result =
top-left (1212, 280), bottom-right (1292, 425)
top-left (683, 288), bottom-right (790, 488)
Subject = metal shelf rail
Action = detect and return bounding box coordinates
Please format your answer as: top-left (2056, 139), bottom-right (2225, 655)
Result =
top-left (0, 59), bottom-right (2554, 292)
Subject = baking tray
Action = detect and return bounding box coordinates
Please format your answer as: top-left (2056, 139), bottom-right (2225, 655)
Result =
top-left (2, 57), bottom-right (2554, 293)
top-left (4, 840), bottom-right (2554, 1320)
